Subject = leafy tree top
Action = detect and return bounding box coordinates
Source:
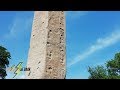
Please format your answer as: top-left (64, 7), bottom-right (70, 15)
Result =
top-left (0, 46), bottom-right (11, 79)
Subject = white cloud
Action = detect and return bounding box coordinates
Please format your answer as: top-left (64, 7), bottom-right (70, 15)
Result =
top-left (67, 30), bottom-right (120, 67)
top-left (3, 15), bottom-right (33, 39)
top-left (66, 11), bottom-right (88, 19)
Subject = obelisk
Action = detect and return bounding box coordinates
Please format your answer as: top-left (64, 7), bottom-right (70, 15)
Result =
top-left (26, 11), bottom-right (66, 79)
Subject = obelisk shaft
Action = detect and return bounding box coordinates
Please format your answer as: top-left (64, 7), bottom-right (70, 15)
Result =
top-left (26, 11), bottom-right (66, 79)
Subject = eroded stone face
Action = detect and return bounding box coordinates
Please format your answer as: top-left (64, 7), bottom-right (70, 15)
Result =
top-left (26, 11), bottom-right (66, 79)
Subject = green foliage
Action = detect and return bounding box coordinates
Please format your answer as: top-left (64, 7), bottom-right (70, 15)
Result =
top-left (88, 65), bottom-right (108, 79)
top-left (106, 53), bottom-right (120, 79)
top-left (0, 46), bottom-right (11, 79)
top-left (88, 52), bottom-right (120, 79)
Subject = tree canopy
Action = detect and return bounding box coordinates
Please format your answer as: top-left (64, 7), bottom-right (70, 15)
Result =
top-left (0, 46), bottom-right (11, 79)
top-left (88, 52), bottom-right (120, 79)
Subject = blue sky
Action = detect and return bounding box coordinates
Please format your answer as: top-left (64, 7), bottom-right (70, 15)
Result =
top-left (0, 11), bottom-right (120, 79)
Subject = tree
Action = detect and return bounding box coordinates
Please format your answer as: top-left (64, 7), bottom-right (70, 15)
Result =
top-left (0, 46), bottom-right (11, 79)
top-left (106, 53), bottom-right (120, 79)
top-left (88, 52), bottom-right (120, 79)
top-left (88, 65), bottom-right (108, 79)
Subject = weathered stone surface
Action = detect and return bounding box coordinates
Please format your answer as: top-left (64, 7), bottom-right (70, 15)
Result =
top-left (26, 11), bottom-right (66, 79)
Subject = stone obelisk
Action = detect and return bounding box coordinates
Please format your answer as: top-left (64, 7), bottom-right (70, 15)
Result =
top-left (26, 11), bottom-right (66, 79)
